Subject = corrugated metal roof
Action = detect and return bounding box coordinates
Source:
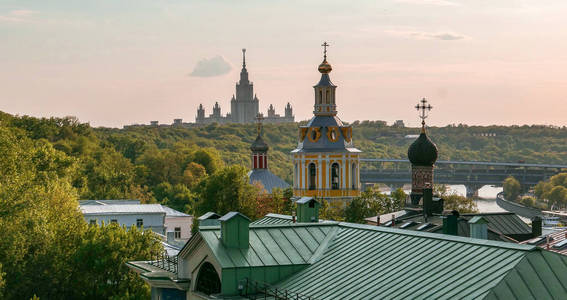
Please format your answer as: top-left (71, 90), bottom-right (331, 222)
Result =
top-left (462, 212), bottom-right (531, 235)
top-left (199, 223), bottom-right (338, 268)
top-left (251, 214), bottom-right (296, 225)
top-left (80, 204), bottom-right (165, 215)
top-left (274, 222), bottom-right (567, 299)
top-left (219, 211), bottom-right (250, 222)
top-left (161, 205), bottom-right (191, 217)
top-left (485, 251), bottom-right (567, 299)
top-left (248, 169), bottom-right (290, 193)
top-left (520, 228), bottom-right (567, 256)
top-left (251, 213), bottom-right (335, 226)
top-left (79, 199), bottom-right (140, 205)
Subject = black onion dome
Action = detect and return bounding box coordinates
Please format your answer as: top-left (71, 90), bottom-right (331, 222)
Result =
top-left (250, 135), bottom-right (269, 152)
top-left (408, 132), bottom-right (438, 166)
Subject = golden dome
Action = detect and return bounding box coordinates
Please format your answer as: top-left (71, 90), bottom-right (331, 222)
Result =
top-left (318, 59), bottom-right (332, 74)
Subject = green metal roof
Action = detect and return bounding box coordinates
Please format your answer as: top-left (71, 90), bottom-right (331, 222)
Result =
top-left (485, 250), bottom-right (567, 299)
top-left (251, 213), bottom-right (295, 225)
top-left (251, 213), bottom-right (335, 226)
top-left (199, 223), bottom-right (338, 269)
top-left (273, 222), bottom-right (567, 299)
top-left (462, 212), bottom-right (532, 235)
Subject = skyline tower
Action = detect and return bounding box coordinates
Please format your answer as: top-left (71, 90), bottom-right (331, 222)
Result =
top-left (196, 49), bottom-right (294, 125)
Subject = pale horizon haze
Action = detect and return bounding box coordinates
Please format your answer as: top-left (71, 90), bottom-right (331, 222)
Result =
top-left (2, 0), bottom-right (567, 128)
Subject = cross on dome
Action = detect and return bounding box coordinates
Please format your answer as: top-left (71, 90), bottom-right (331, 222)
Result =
top-left (255, 113), bottom-right (264, 136)
top-left (321, 41), bottom-right (329, 60)
top-left (415, 97), bottom-right (433, 132)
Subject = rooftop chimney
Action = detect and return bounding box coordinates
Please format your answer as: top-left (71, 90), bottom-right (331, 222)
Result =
top-left (531, 216), bottom-right (542, 237)
top-left (198, 212), bottom-right (221, 227)
top-left (468, 216), bottom-right (488, 240)
top-left (219, 212), bottom-right (250, 249)
top-left (423, 187), bottom-right (433, 219)
top-left (295, 197), bottom-right (320, 223)
top-left (443, 210), bottom-right (459, 236)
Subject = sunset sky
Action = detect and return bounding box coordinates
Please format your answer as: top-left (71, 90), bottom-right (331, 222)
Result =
top-left (1, 0), bottom-right (567, 128)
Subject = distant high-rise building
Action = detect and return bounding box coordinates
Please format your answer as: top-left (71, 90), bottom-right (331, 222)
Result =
top-left (196, 49), bottom-right (294, 125)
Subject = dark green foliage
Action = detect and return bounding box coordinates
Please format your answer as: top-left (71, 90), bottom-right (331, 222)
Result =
top-left (71, 224), bottom-right (162, 299)
top-left (0, 122), bottom-right (160, 299)
top-left (344, 189), bottom-right (405, 224)
top-left (194, 165), bottom-right (259, 217)
top-left (503, 176), bottom-right (522, 202)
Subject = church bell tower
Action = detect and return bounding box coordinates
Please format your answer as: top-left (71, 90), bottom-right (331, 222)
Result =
top-left (291, 42), bottom-right (362, 200)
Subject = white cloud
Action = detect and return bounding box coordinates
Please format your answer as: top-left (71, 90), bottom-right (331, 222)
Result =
top-left (189, 56), bottom-right (232, 77)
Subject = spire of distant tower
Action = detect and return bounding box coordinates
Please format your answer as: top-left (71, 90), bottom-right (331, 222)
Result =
top-left (415, 98), bottom-right (433, 133)
top-left (242, 48), bottom-right (246, 68)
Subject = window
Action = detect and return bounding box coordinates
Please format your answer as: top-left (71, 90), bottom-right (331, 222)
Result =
top-left (318, 90), bottom-right (322, 104)
top-left (174, 227), bottom-right (181, 239)
top-left (311, 129), bottom-right (317, 141)
top-left (309, 163), bottom-right (317, 190)
top-left (294, 163), bottom-right (299, 188)
top-left (110, 219), bottom-right (118, 224)
top-left (136, 219), bottom-right (143, 227)
top-left (195, 262), bottom-right (221, 295)
top-left (351, 163), bottom-right (357, 189)
top-left (331, 163), bottom-right (340, 190)
top-left (326, 90), bottom-right (330, 104)
top-left (89, 219), bottom-right (96, 226)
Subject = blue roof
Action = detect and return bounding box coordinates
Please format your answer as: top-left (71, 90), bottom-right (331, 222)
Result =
top-left (161, 205), bottom-right (191, 217)
top-left (249, 169), bottom-right (290, 193)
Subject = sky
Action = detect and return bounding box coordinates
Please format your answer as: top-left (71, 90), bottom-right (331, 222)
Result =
top-left (1, 0), bottom-right (567, 128)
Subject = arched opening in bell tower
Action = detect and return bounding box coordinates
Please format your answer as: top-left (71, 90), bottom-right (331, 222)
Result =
top-left (331, 163), bottom-right (340, 190)
top-left (309, 163), bottom-right (317, 190)
top-left (351, 163), bottom-right (357, 189)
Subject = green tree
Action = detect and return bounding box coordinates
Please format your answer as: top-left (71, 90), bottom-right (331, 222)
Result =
top-left (195, 165), bottom-right (259, 217)
top-left (391, 188), bottom-right (407, 208)
top-left (153, 182), bottom-right (195, 213)
top-left (442, 194), bottom-right (479, 213)
top-left (0, 128), bottom-right (84, 299)
top-left (71, 224), bottom-right (162, 299)
top-left (503, 176), bottom-right (522, 202)
top-left (547, 186), bottom-right (567, 209)
top-left (345, 190), bottom-right (404, 224)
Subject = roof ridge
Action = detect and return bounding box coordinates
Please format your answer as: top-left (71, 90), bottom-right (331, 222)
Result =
top-left (338, 222), bottom-right (537, 251)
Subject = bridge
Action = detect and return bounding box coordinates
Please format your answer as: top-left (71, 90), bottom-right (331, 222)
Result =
top-left (360, 158), bottom-right (567, 197)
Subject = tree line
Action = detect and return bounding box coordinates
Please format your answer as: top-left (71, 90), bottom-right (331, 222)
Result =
top-left (1, 111), bottom-right (561, 298)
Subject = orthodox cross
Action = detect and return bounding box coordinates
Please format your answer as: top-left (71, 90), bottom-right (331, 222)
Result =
top-left (255, 114), bottom-right (264, 136)
top-left (415, 97), bottom-right (432, 131)
top-left (321, 42), bottom-right (329, 60)
top-left (242, 48), bottom-right (246, 68)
